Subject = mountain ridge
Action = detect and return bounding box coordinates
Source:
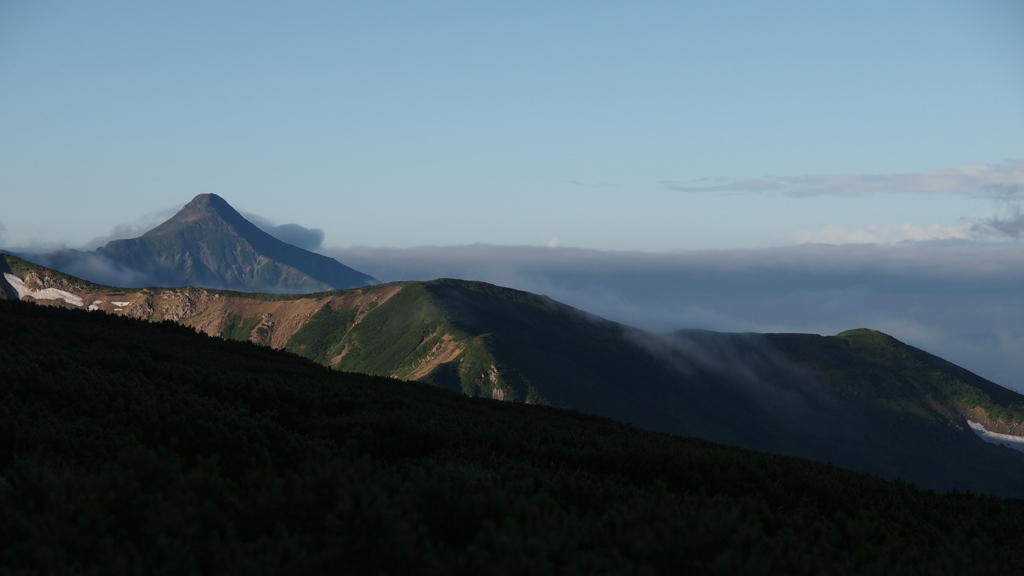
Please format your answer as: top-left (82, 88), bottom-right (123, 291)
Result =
top-left (5, 253), bottom-right (1024, 497)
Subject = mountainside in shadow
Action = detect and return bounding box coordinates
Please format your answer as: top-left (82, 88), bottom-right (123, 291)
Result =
top-left (7, 296), bottom-right (1024, 573)
top-left (5, 254), bottom-right (1024, 497)
top-left (36, 194), bottom-right (376, 293)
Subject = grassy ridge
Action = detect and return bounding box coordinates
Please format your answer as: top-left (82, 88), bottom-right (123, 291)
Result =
top-left (3, 299), bottom-right (1024, 574)
top-left (284, 303), bottom-right (357, 362)
top-left (839, 329), bottom-right (1024, 422)
top-left (766, 329), bottom-right (1024, 425)
top-left (321, 282), bottom-right (508, 396)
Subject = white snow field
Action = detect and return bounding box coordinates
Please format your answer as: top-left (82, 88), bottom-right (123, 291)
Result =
top-left (967, 420), bottom-right (1024, 453)
top-left (3, 273), bottom-right (83, 307)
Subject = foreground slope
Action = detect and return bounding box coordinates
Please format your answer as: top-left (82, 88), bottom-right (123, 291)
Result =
top-left (5, 254), bottom-right (1024, 497)
top-left (39, 193), bottom-right (377, 292)
top-left (4, 297), bottom-right (1024, 574)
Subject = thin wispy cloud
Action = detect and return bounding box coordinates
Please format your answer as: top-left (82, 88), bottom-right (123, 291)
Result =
top-left (789, 223), bottom-right (972, 245)
top-left (972, 185), bottom-right (1024, 240)
top-left (783, 182), bottom-right (1024, 244)
top-left (565, 180), bottom-right (622, 188)
top-left (661, 159), bottom-right (1024, 197)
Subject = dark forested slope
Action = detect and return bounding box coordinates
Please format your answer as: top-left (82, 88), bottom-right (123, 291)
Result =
top-left (2, 298), bottom-right (1024, 574)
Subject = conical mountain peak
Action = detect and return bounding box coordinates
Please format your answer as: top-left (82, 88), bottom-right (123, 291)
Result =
top-left (91, 195), bottom-right (377, 292)
top-left (144, 193), bottom-right (248, 237)
top-left (179, 193), bottom-right (232, 216)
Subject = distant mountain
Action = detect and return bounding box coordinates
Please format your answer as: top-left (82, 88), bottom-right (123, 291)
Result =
top-left (5, 254), bottom-right (1024, 497)
top-left (35, 194), bottom-right (377, 293)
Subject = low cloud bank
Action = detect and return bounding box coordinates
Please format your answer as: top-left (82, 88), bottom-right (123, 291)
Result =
top-left (79, 205), bottom-right (182, 249)
top-left (11, 250), bottom-right (154, 289)
top-left (244, 214), bottom-right (326, 252)
top-left (325, 242), bottom-right (1024, 392)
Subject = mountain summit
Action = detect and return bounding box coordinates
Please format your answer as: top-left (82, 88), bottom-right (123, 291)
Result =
top-left (92, 194), bottom-right (376, 292)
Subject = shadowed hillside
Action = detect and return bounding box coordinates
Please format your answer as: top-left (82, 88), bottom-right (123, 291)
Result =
top-left (4, 297), bottom-right (1024, 574)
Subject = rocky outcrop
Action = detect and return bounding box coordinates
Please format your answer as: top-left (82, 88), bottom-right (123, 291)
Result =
top-left (965, 405), bottom-right (1024, 437)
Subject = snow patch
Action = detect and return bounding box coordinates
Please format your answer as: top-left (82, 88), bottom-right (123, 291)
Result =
top-left (3, 273), bottom-right (83, 307)
top-left (112, 301), bottom-right (131, 307)
top-left (88, 300), bottom-right (104, 311)
top-left (967, 420), bottom-right (1024, 453)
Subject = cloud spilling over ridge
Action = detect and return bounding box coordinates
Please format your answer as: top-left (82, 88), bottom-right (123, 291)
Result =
top-left (325, 242), bottom-right (1024, 393)
top-left (661, 159), bottom-right (1024, 197)
top-left (629, 328), bottom-right (826, 415)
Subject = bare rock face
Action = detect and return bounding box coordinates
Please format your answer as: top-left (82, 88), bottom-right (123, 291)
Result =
top-left (967, 405), bottom-right (1024, 436)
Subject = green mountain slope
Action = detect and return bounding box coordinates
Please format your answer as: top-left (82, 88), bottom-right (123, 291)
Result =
top-left (4, 297), bottom-right (1024, 574)
top-left (768, 328), bottom-right (1024, 427)
top-left (5, 255), bottom-right (1024, 497)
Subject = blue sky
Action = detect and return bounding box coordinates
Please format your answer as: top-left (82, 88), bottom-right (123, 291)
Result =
top-left (2, 1), bottom-right (1024, 390)
top-left (1, 0), bottom-right (1022, 251)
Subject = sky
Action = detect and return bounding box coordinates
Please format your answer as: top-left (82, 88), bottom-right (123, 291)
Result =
top-left (2, 1), bottom-right (1023, 388)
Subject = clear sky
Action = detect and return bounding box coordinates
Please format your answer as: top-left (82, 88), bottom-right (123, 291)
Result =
top-left (2, 0), bottom-right (1022, 251)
